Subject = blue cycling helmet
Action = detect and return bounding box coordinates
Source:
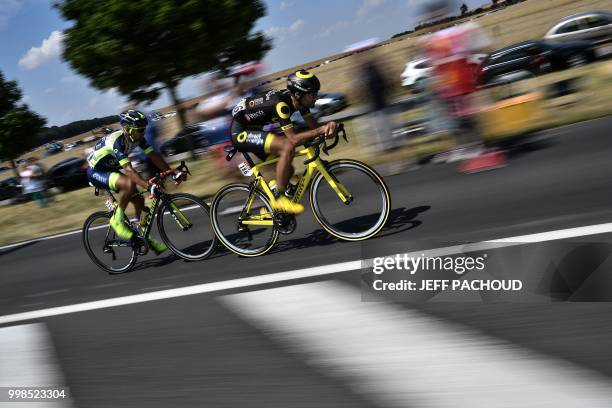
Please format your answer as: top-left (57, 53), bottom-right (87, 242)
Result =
top-left (119, 109), bottom-right (148, 129)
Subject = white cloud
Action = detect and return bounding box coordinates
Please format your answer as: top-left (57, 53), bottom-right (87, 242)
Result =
top-left (265, 19), bottom-right (304, 42)
top-left (280, 1), bottom-right (294, 10)
top-left (44, 87), bottom-right (55, 94)
top-left (357, 0), bottom-right (385, 18)
top-left (0, 0), bottom-right (22, 31)
top-left (20, 95), bottom-right (30, 104)
top-left (288, 19), bottom-right (304, 33)
top-left (18, 30), bottom-right (64, 70)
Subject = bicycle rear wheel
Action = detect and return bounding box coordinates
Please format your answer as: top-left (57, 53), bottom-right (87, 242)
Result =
top-left (310, 160), bottom-right (390, 241)
top-left (82, 211), bottom-right (137, 274)
top-left (157, 193), bottom-right (217, 261)
top-left (210, 183), bottom-right (278, 257)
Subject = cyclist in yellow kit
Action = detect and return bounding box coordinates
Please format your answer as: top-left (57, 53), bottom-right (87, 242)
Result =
top-left (230, 70), bottom-right (338, 214)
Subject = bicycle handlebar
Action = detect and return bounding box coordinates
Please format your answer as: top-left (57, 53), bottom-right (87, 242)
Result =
top-left (148, 160), bottom-right (191, 188)
top-left (303, 123), bottom-right (347, 165)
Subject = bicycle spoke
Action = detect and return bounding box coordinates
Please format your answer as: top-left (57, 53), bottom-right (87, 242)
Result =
top-left (158, 193), bottom-right (216, 261)
top-left (211, 183), bottom-right (278, 257)
top-left (83, 211), bottom-right (137, 274)
top-left (311, 160), bottom-right (390, 241)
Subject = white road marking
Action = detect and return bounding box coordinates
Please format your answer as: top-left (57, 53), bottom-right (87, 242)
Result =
top-left (0, 260), bottom-right (360, 325)
top-left (222, 281), bottom-right (612, 408)
top-left (0, 323), bottom-right (73, 407)
top-left (1, 221), bottom-right (612, 324)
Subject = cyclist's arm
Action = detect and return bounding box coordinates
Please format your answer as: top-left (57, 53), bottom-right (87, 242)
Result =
top-left (146, 151), bottom-right (171, 173)
top-left (121, 162), bottom-right (149, 190)
top-left (282, 125), bottom-right (327, 147)
top-left (303, 113), bottom-right (320, 130)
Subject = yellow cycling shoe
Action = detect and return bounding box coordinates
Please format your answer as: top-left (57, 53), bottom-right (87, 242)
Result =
top-left (147, 237), bottom-right (168, 255)
top-left (271, 195), bottom-right (304, 214)
top-left (110, 210), bottom-right (134, 240)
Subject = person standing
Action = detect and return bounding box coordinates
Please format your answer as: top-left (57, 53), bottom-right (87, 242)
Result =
top-left (19, 157), bottom-right (47, 208)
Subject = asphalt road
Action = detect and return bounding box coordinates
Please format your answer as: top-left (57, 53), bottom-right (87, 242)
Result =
top-left (1, 116), bottom-right (612, 407)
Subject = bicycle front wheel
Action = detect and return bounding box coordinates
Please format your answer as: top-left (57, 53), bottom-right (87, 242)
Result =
top-left (157, 193), bottom-right (217, 261)
top-left (210, 183), bottom-right (278, 257)
top-left (310, 160), bottom-right (390, 241)
top-left (82, 211), bottom-right (137, 274)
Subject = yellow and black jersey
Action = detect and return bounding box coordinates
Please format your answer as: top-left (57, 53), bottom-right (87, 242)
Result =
top-left (231, 89), bottom-right (311, 133)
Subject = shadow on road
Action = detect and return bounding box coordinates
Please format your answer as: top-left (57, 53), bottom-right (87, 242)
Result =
top-left (270, 205), bottom-right (430, 254)
top-left (131, 253), bottom-right (181, 272)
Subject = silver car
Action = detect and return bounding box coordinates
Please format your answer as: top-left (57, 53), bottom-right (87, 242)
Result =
top-left (545, 11), bottom-right (612, 43)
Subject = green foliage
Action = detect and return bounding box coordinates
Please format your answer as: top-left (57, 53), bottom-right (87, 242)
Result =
top-left (38, 115), bottom-right (117, 143)
top-left (0, 72), bottom-right (46, 163)
top-left (55, 0), bottom-right (271, 104)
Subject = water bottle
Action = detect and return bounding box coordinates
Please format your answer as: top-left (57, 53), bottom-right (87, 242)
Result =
top-left (268, 179), bottom-right (279, 197)
top-left (285, 175), bottom-right (300, 198)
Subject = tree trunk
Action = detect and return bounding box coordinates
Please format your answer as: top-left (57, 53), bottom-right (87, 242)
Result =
top-left (166, 85), bottom-right (196, 159)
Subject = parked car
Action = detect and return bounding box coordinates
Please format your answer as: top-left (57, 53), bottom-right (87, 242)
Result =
top-left (44, 142), bottom-right (64, 157)
top-left (0, 177), bottom-right (24, 203)
top-left (64, 140), bottom-right (84, 151)
top-left (400, 58), bottom-right (432, 92)
top-left (82, 134), bottom-right (101, 143)
top-left (400, 54), bottom-right (486, 92)
top-left (545, 11), bottom-right (612, 44)
top-left (314, 92), bottom-right (348, 116)
top-left (160, 117), bottom-right (231, 157)
top-left (46, 157), bottom-right (89, 192)
top-left (478, 40), bottom-right (597, 85)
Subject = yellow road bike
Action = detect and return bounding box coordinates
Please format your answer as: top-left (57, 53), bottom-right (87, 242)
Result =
top-left (210, 124), bottom-right (391, 257)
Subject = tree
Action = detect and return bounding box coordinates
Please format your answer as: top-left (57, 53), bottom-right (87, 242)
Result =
top-left (460, 3), bottom-right (469, 15)
top-left (55, 0), bottom-right (271, 132)
top-left (0, 72), bottom-right (46, 178)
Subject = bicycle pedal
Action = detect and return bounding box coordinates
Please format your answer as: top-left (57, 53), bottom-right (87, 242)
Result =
top-left (133, 237), bottom-right (149, 256)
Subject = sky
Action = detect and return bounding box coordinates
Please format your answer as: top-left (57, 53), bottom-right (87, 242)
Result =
top-left (0, 0), bottom-right (486, 126)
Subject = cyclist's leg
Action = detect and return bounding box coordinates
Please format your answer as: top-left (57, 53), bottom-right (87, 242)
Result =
top-left (265, 134), bottom-right (303, 214)
top-left (115, 175), bottom-right (137, 214)
top-left (87, 168), bottom-right (134, 240)
top-left (230, 124), bottom-right (303, 214)
top-left (268, 135), bottom-right (295, 193)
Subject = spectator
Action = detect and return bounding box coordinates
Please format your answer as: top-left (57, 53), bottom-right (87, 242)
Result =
top-left (361, 57), bottom-right (393, 152)
top-left (19, 157), bottom-right (47, 208)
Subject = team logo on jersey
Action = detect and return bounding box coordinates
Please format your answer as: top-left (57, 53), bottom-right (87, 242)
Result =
top-left (245, 110), bottom-right (265, 121)
top-left (276, 102), bottom-right (291, 119)
top-left (232, 99), bottom-right (247, 116)
top-left (265, 90), bottom-right (277, 100)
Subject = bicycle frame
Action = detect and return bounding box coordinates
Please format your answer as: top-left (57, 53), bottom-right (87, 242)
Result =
top-left (105, 189), bottom-right (192, 243)
top-left (239, 145), bottom-right (353, 228)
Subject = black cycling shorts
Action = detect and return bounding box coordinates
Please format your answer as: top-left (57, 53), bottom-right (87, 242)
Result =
top-left (230, 121), bottom-right (276, 161)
